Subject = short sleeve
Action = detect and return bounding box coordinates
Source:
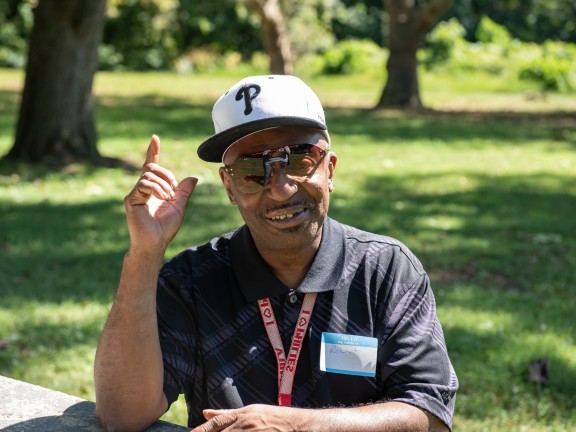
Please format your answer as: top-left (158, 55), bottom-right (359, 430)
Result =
top-left (379, 274), bottom-right (458, 430)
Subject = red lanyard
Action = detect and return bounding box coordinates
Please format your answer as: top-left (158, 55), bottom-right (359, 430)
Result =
top-left (257, 292), bottom-right (317, 407)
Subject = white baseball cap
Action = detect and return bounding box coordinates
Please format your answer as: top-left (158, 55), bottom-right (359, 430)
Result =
top-left (197, 75), bottom-right (328, 162)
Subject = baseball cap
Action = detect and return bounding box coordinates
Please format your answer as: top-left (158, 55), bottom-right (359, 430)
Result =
top-left (197, 75), bottom-right (328, 162)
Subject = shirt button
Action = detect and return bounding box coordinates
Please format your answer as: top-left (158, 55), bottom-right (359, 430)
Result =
top-left (289, 294), bottom-right (298, 304)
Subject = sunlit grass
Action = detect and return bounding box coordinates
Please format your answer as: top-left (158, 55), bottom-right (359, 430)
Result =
top-left (1, 66), bottom-right (575, 430)
top-left (0, 301), bottom-right (108, 400)
top-left (437, 285), bottom-right (576, 432)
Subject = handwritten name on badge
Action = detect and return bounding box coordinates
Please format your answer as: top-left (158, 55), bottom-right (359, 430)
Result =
top-left (320, 332), bottom-right (378, 377)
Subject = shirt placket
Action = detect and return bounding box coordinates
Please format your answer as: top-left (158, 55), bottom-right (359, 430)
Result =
top-left (281, 290), bottom-right (301, 353)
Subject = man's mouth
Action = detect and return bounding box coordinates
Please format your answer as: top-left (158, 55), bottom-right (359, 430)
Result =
top-left (270, 213), bottom-right (295, 221)
top-left (265, 200), bottom-right (314, 222)
top-left (266, 207), bottom-right (307, 222)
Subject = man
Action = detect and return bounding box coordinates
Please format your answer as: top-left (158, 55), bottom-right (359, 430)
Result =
top-left (94, 75), bottom-right (458, 432)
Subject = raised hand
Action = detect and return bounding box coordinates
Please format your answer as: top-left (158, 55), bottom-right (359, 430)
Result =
top-left (124, 134), bottom-right (197, 253)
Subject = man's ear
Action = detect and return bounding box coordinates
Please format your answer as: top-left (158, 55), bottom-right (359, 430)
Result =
top-left (219, 167), bottom-right (237, 205)
top-left (327, 152), bottom-right (337, 192)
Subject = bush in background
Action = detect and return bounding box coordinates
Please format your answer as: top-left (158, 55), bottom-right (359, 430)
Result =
top-left (1, 1), bottom-right (574, 93)
top-left (420, 16), bottom-right (576, 93)
top-left (518, 41), bottom-right (575, 92)
top-left (0, 0), bottom-right (32, 68)
top-left (318, 38), bottom-right (385, 75)
top-left (421, 17), bottom-right (514, 75)
top-left (100, 0), bottom-right (179, 71)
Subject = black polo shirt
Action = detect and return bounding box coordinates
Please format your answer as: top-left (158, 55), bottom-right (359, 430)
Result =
top-left (157, 217), bottom-right (458, 429)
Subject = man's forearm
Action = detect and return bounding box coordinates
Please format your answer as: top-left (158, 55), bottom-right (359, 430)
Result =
top-left (302, 402), bottom-right (448, 432)
top-left (196, 401), bottom-right (449, 432)
top-left (94, 248), bottom-right (168, 431)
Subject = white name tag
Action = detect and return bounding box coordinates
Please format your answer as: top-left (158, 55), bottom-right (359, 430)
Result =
top-left (320, 332), bottom-right (378, 377)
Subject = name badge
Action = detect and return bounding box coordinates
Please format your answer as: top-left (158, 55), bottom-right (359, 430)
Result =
top-left (320, 332), bottom-right (378, 377)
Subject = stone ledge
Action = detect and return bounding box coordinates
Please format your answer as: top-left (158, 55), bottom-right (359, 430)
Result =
top-left (0, 375), bottom-right (188, 431)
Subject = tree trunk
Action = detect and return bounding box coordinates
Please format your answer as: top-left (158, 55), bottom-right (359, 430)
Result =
top-left (248, 0), bottom-right (294, 75)
top-left (6, 0), bottom-right (106, 166)
top-left (377, 0), bottom-right (453, 109)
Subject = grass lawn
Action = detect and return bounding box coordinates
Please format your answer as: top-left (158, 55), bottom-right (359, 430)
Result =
top-left (1, 67), bottom-right (575, 431)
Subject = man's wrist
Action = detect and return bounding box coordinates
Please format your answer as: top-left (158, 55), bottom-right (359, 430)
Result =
top-left (112, 248), bottom-right (164, 303)
top-left (125, 243), bottom-right (165, 266)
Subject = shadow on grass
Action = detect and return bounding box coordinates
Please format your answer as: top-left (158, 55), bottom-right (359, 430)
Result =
top-left (94, 94), bottom-right (576, 152)
top-left (444, 322), bottom-right (576, 422)
top-left (2, 88), bottom-right (575, 172)
top-left (0, 188), bottom-right (238, 306)
top-left (330, 170), bottom-right (576, 421)
top-left (95, 94), bottom-right (215, 143)
top-left (330, 170), bottom-right (576, 316)
top-left (326, 107), bottom-right (576, 148)
top-left (334, 172), bottom-right (574, 275)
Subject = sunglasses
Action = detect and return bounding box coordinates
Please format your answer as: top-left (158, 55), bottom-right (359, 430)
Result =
top-left (224, 143), bottom-right (329, 194)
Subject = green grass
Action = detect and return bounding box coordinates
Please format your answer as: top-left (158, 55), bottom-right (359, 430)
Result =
top-left (1, 67), bottom-right (575, 431)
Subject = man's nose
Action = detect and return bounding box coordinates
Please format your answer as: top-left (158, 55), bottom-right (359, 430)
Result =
top-left (264, 163), bottom-right (299, 200)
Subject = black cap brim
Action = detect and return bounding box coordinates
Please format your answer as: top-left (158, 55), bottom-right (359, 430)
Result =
top-left (197, 117), bottom-right (327, 163)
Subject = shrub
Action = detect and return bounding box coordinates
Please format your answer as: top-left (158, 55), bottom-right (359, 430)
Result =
top-left (98, 44), bottom-right (124, 71)
top-left (421, 18), bottom-right (467, 70)
top-left (319, 39), bottom-right (385, 75)
top-left (476, 15), bottom-right (513, 46)
top-left (0, 23), bottom-right (27, 68)
top-left (421, 16), bottom-right (514, 75)
top-left (518, 42), bottom-right (576, 92)
top-left (420, 14), bottom-right (576, 92)
top-left (0, 2), bottom-right (33, 68)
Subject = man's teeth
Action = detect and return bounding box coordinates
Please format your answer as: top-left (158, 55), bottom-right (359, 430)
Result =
top-left (271, 213), bottom-right (294, 220)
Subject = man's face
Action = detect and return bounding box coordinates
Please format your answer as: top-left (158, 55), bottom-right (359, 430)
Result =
top-left (219, 126), bottom-right (337, 254)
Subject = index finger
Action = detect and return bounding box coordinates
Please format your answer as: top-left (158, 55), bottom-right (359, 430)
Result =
top-left (144, 134), bottom-right (161, 166)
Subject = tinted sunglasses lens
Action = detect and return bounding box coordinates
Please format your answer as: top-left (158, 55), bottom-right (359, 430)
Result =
top-left (284, 145), bottom-right (325, 177)
top-left (227, 144), bottom-right (326, 193)
top-left (226, 158), bottom-right (265, 193)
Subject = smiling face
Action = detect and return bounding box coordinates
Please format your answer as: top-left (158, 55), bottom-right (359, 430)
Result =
top-left (219, 126), bottom-right (337, 256)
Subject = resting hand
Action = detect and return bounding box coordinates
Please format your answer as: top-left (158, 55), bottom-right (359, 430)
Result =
top-left (124, 134), bottom-right (197, 252)
top-left (192, 405), bottom-right (304, 432)
top-left (190, 401), bottom-right (447, 432)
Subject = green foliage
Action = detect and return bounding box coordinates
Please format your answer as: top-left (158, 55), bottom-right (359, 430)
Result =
top-left (0, 22), bottom-right (26, 68)
top-left (420, 18), bottom-right (467, 70)
top-left (101, 0), bottom-right (179, 71)
top-left (421, 17), bottom-right (511, 75)
top-left (283, 0), bottom-right (336, 58)
top-left (1, 0), bottom-right (575, 75)
top-left (173, 0), bottom-right (260, 60)
top-left (421, 16), bottom-right (576, 93)
top-left (475, 15), bottom-right (512, 45)
top-left (518, 42), bottom-right (576, 92)
top-left (318, 39), bottom-right (385, 75)
top-left (0, 0), bottom-right (33, 68)
top-left (100, 0), bottom-right (262, 71)
top-left (468, 0), bottom-right (576, 43)
top-left (329, 0), bottom-right (386, 46)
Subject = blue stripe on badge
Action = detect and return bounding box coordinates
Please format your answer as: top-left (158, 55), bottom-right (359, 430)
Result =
top-left (321, 332), bottom-right (378, 348)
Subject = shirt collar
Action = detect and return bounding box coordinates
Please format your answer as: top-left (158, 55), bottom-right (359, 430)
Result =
top-left (230, 217), bottom-right (346, 302)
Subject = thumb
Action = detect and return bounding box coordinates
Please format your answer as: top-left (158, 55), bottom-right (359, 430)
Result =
top-left (174, 177), bottom-right (197, 206)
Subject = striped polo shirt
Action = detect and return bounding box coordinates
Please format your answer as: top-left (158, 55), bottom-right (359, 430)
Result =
top-left (157, 217), bottom-right (458, 429)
